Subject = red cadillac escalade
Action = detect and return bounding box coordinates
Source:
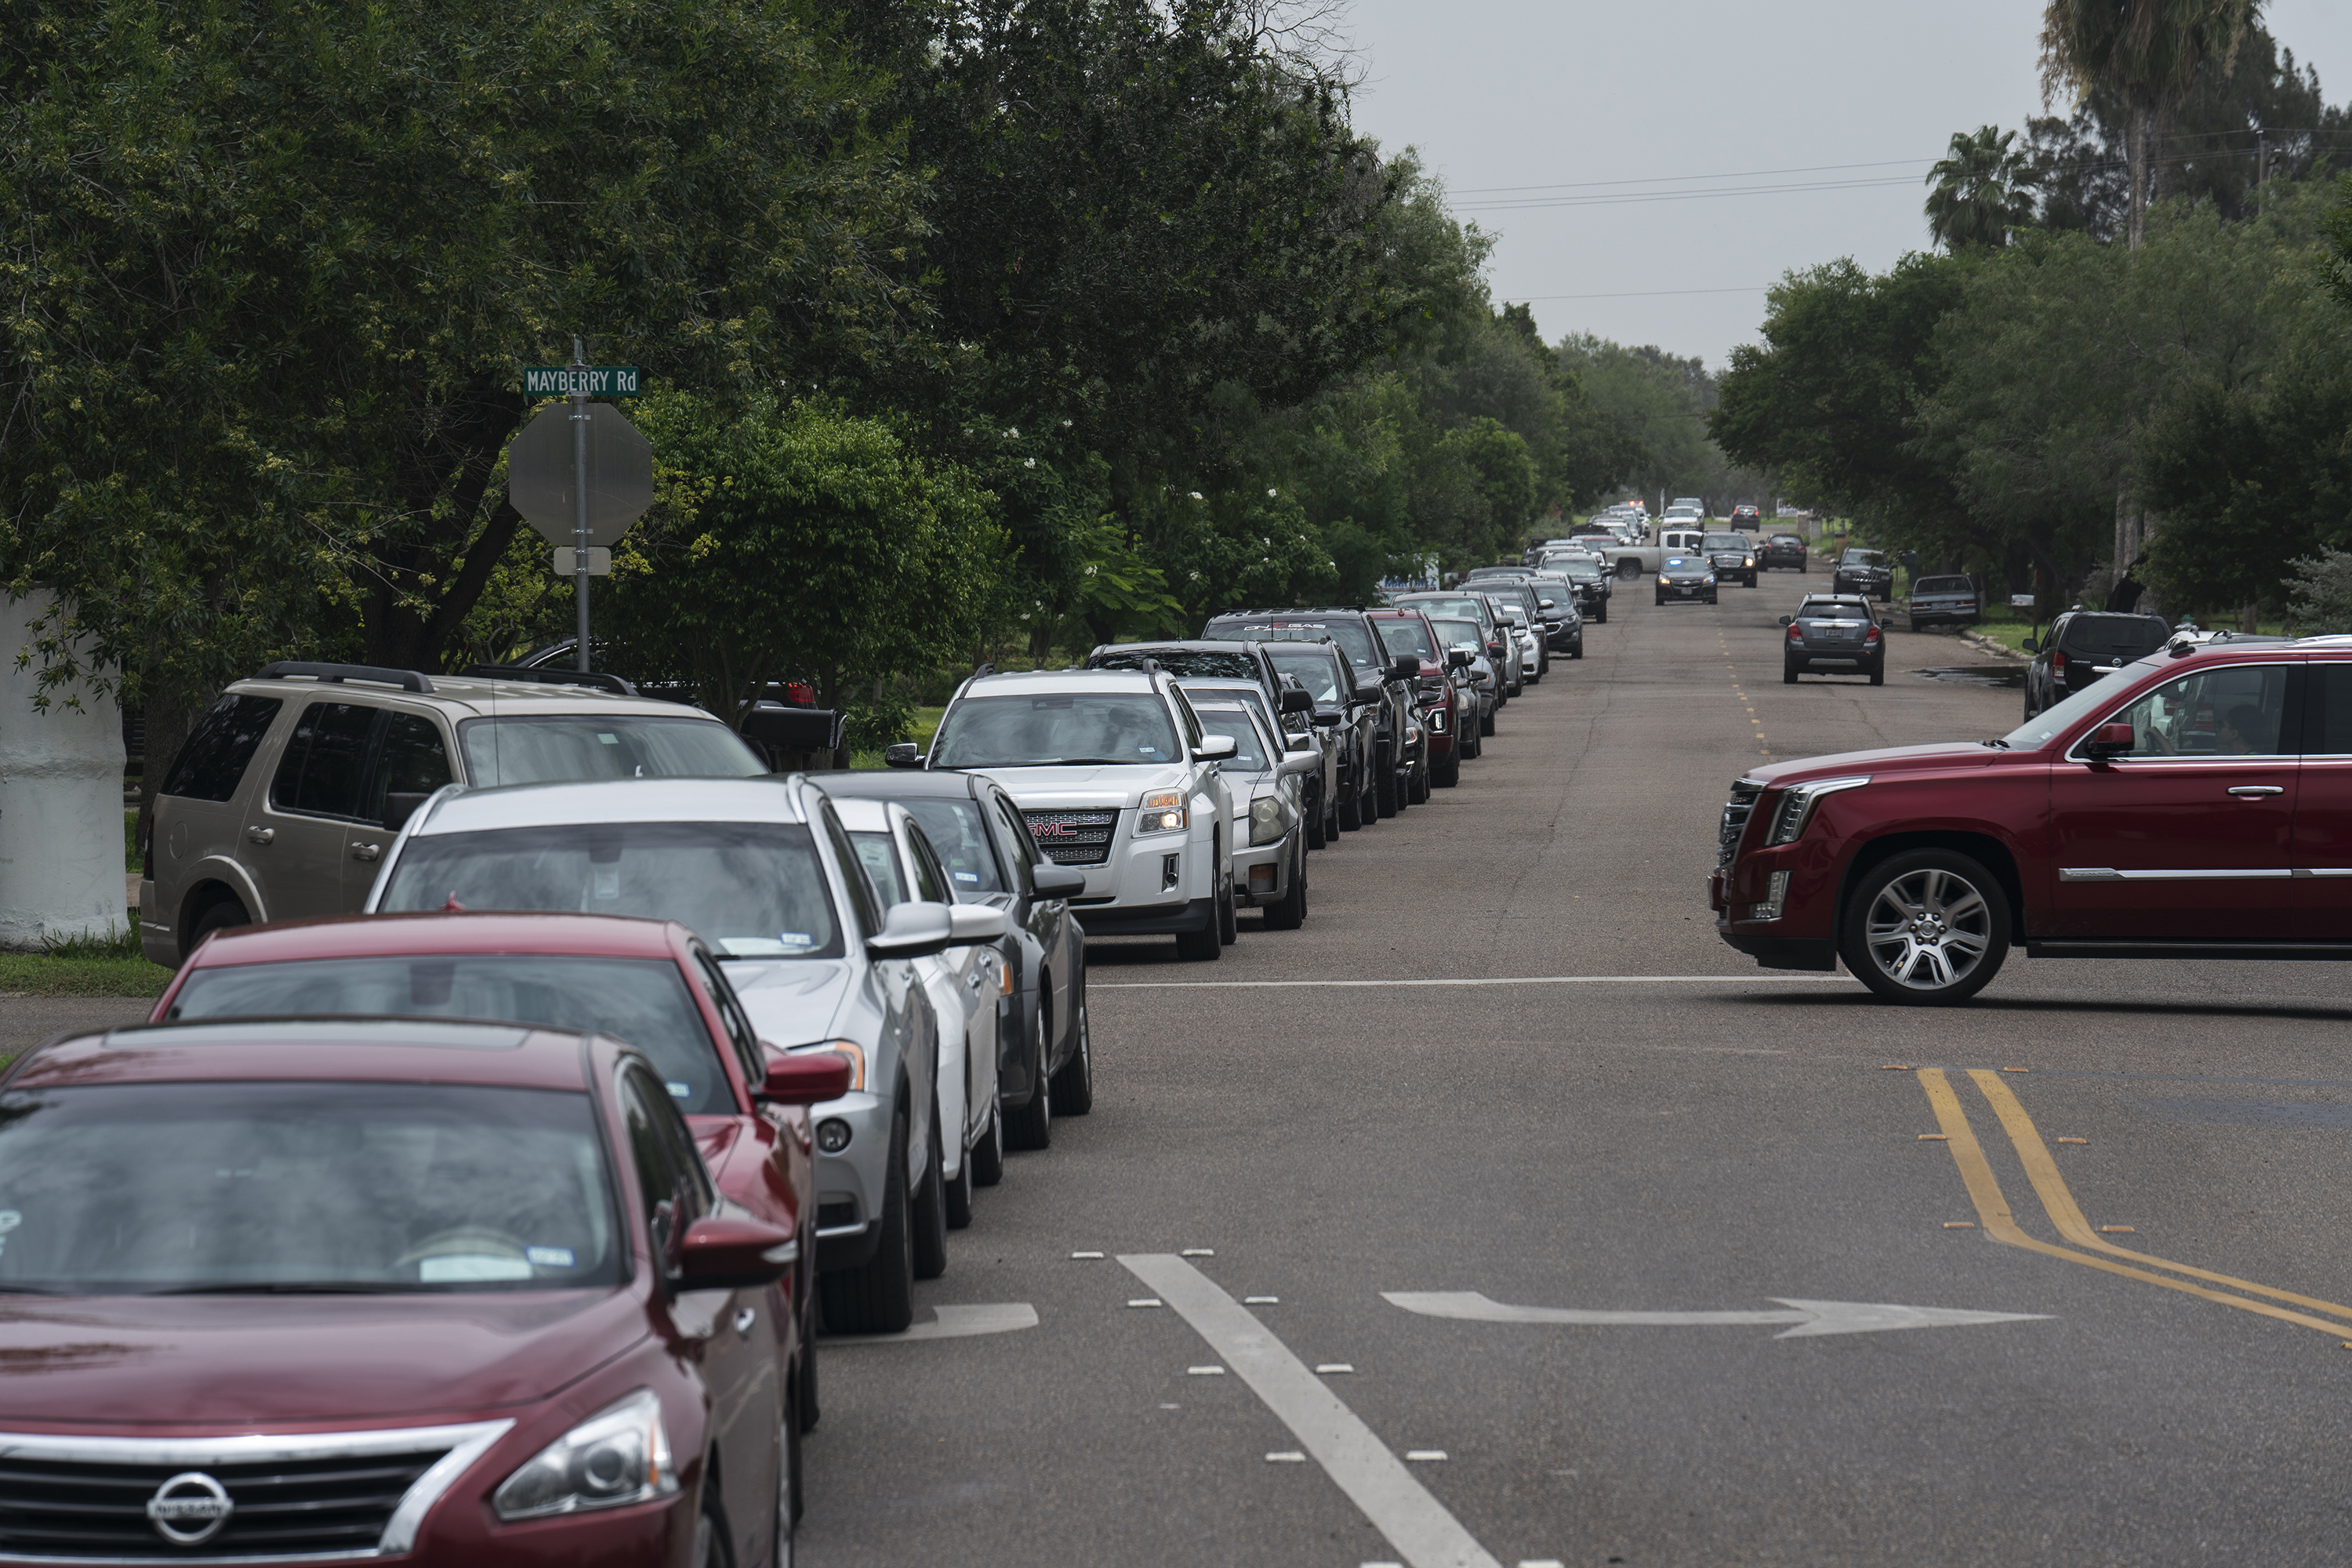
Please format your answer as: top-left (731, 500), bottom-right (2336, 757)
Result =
top-left (1712, 631), bottom-right (2352, 1004)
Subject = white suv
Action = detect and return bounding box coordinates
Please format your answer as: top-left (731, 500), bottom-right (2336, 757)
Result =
top-left (913, 669), bottom-right (1239, 960)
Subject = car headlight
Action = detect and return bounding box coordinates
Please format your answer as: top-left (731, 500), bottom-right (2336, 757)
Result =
top-left (1138, 789), bottom-right (1187, 833)
top-left (1704, 575), bottom-right (1716, 584)
top-left (1743, 557), bottom-right (1754, 568)
top-left (789, 1039), bottom-right (866, 1092)
top-left (1766, 776), bottom-right (1871, 846)
top-left (1248, 796), bottom-right (1285, 846)
top-left (492, 1389), bottom-right (677, 1522)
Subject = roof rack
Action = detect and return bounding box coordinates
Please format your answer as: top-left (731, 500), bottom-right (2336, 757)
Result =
top-left (256, 662), bottom-right (434, 695)
top-left (463, 664), bottom-right (639, 696)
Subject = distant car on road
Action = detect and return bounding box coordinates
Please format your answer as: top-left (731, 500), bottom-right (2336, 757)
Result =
top-left (2021, 610), bottom-right (2176, 720)
top-left (1729, 504), bottom-right (1763, 532)
top-left (1656, 556), bottom-right (1719, 606)
top-left (1780, 593), bottom-right (1885, 685)
top-left (1906, 574), bottom-right (1982, 630)
top-left (1701, 532), bottom-right (1759, 589)
top-left (1831, 549), bottom-right (1893, 601)
top-left (1759, 535), bottom-right (1809, 573)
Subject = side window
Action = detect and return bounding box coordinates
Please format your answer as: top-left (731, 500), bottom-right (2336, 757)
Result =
top-left (1168, 688), bottom-right (1203, 750)
top-left (903, 824), bottom-right (951, 904)
top-left (2100, 666), bottom-right (2296, 758)
top-left (989, 797), bottom-right (1038, 896)
top-left (162, 695), bottom-right (285, 802)
top-left (620, 1067), bottom-right (710, 1265)
top-left (851, 831), bottom-right (909, 906)
top-left (269, 702), bottom-right (384, 818)
top-left (821, 804), bottom-right (882, 938)
top-left (691, 949), bottom-right (766, 1088)
top-left (364, 712), bottom-right (452, 822)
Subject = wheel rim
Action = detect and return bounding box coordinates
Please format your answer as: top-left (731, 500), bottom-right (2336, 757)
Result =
top-left (1863, 866), bottom-right (1994, 991)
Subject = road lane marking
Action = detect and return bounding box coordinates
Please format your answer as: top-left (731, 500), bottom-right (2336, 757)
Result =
top-left (1121, 1253), bottom-right (1502, 1568)
top-left (1916, 1070), bottom-right (2352, 1339)
top-left (1094, 974), bottom-right (1841, 990)
top-left (1965, 1069), bottom-right (2352, 1325)
top-left (826, 1303), bottom-right (1038, 1344)
top-left (1383, 1290), bottom-right (2043, 1338)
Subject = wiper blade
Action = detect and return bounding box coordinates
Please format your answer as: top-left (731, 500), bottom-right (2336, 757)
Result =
top-left (151, 1280), bottom-right (443, 1295)
top-left (996, 758), bottom-right (1133, 768)
top-left (1980, 738), bottom-right (2010, 749)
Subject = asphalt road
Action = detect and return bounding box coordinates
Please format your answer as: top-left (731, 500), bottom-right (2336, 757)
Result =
top-left (799, 569), bottom-right (2352, 1567)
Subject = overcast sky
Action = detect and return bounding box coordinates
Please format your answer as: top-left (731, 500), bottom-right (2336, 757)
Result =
top-left (1338, 0), bottom-right (2352, 370)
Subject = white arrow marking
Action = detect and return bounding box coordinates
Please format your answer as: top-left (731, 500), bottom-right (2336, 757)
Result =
top-left (826, 1303), bottom-right (1037, 1345)
top-left (1382, 1292), bottom-right (2047, 1339)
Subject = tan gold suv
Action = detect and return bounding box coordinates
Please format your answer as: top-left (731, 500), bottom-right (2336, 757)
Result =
top-left (141, 662), bottom-right (766, 965)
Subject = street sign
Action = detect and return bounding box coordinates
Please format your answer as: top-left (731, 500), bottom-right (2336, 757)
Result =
top-left (508, 402), bottom-right (653, 549)
top-left (552, 547), bottom-right (612, 576)
top-left (524, 365), bottom-right (643, 397)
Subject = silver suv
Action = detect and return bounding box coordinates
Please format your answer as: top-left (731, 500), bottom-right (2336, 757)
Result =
top-left (142, 662), bottom-right (765, 964)
top-left (906, 668), bottom-right (1240, 960)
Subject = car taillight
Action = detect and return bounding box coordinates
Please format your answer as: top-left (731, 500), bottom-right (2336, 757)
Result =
top-left (1787, 622), bottom-right (1803, 641)
top-left (1864, 624), bottom-right (1881, 644)
top-left (2053, 650), bottom-right (2067, 677)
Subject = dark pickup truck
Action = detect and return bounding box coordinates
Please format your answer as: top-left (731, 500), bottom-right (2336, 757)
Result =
top-left (1830, 548), bottom-right (1893, 601)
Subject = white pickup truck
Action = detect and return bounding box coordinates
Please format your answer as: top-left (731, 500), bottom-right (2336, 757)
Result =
top-left (1567, 527), bottom-right (1712, 581)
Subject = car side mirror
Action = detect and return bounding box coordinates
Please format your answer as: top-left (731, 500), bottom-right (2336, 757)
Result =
top-left (1311, 710), bottom-right (1342, 728)
top-left (755, 1049), bottom-right (855, 1105)
top-left (866, 898), bottom-right (953, 960)
top-left (948, 904), bottom-right (1010, 942)
top-left (382, 792), bottom-right (429, 833)
top-left (1353, 679), bottom-right (1384, 702)
top-left (1032, 863), bottom-right (1087, 898)
top-left (1447, 648), bottom-right (1472, 670)
top-left (1538, 599), bottom-right (1555, 610)
top-left (2021, 637), bottom-right (2039, 653)
top-left (674, 1214), bottom-right (800, 1290)
top-left (1192, 734), bottom-right (1239, 762)
top-left (1276, 752), bottom-right (1322, 779)
top-left (1777, 615), bottom-right (1794, 627)
top-left (1279, 686), bottom-right (1315, 714)
top-left (1389, 655), bottom-right (1419, 681)
top-left (883, 742), bottom-right (923, 768)
top-left (2084, 722), bottom-right (2136, 760)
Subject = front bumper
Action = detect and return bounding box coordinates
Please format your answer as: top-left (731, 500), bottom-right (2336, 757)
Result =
top-left (1709, 845), bottom-right (1842, 972)
top-left (809, 1087), bottom-right (890, 1273)
top-left (1234, 829), bottom-right (1295, 906)
top-left (1659, 580), bottom-right (1715, 598)
top-left (1076, 894), bottom-right (1216, 936)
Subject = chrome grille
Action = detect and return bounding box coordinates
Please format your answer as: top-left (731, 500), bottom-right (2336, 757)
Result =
top-left (1719, 779), bottom-right (1763, 868)
top-left (1023, 808), bottom-right (1118, 866)
top-left (0, 1450), bottom-right (435, 1561)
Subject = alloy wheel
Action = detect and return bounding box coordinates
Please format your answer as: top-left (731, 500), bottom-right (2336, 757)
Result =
top-left (1862, 866), bottom-right (1994, 993)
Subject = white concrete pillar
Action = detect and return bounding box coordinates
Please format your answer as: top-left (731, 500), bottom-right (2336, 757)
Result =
top-left (0, 590), bottom-right (126, 949)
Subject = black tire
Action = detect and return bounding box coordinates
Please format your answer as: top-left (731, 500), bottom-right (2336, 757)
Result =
top-left (1261, 844), bottom-right (1307, 930)
top-left (942, 1099), bottom-right (975, 1230)
top-left (1784, 661), bottom-right (1798, 684)
top-left (1654, 592), bottom-right (1665, 606)
top-left (1838, 849), bottom-right (2012, 1007)
top-left (1479, 705), bottom-right (1496, 737)
top-left (818, 1106), bottom-right (913, 1334)
top-left (1570, 638), bottom-right (1584, 659)
top-left (1800, 561), bottom-right (1808, 573)
top-left (1434, 748), bottom-right (1460, 787)
top-left (1869, 662), bottom-right (1885, 687)
top-left (1174, 906), bottom-right (1221, 961)
top-left (1305, 786), bottom-right (1326, 850)
top-left (1337, 763), bottom-right (1363, 831)
top-left (1049, 993), bottom-right (1093, 1115)
top-left (969, 1098), bottom-right (1004, 1187)
top-left (1004, 993), bottom-right (1052, 1148)
top-left (185, 896), bottom-right (250, 959)
top-left (911, 1110), bottom-right (947, 1281)
top-left (1216, 862), bottom-right (1239, 943)
top-left (1595, 601), bottom-right (1607, 623)
top-left (1408, 760), bottom-right (1430, 804)
top-left (1374, 751), bottom-right (1399, 818)
top-left (1707, 593), bottom-right (1719, 604)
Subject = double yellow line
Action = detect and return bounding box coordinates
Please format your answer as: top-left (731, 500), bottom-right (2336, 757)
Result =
top-left (1918, 1068), bottom-right (2352, 1341)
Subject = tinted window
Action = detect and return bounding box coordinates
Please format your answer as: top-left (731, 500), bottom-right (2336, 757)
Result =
top-left (1266, 648), bottom-right (1343, 705)
top-left (903, 824), bottom-right (951, 904)
top-left (897, 798), bottom-right (1007, 895)
top-left (379, 821), bottom-right (843, 960)
top-left (620, 1068), bottom-right (709, 1267)
top-left (2308, 665), bottom-right (2352, 755)
top-left (1839, 550), bottom-right (1885, 567)
top-left (0, 1082), bottom-right (620, 1292)
top-left (1703, 535), bottom-right (1748, 551)
top-left (691, 950), bottom-right (765, 1089)
top-left (367, 713), bottom-right (452, 821)
top-left (930, 691), bottom-right (1179, 768)
top-left (457, 716), bottom-right (764, 787)
top-left (1293, 619), bottom-right (1377, 669)
top-left (162, 695), bottom-right (285, 803)
top-left (270, 702), bottom-right (383, 818)
top-left (2098, 665), bottom-right (2294, 758)
top-left (169, 954), bottom-right (736, 1114)
top-left (1094, 648), bottom-right (1258, 683)
top-left (1914, 576), bottom-right (1973, 593)
top-left (1191, 706), bottom-right (1271, 770)
top-left (2058, 614), bottom-right (2171, 659)
top-left (989, 797), bottom-right (1039, 896)
top-left (1428, 618), bottom-right (1483, 652)
top-left (1374, 619), bottom-right (1436, 661)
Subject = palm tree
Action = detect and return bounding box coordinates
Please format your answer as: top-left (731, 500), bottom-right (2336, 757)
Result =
top-left (1924, 126), bottom-right (2038, 249)
top-left (2038, 0), bottom-right (2260, 251)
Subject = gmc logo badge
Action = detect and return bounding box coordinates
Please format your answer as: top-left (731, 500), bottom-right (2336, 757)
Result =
top-left (1033, 823), bottom-right (1072, 837)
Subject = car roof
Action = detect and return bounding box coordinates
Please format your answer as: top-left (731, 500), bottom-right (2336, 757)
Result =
top-left (964, 668), bottom-right (1158, 695)
top-left (815, 768), bottom-right (995, 801)
top-left (10, 1018), bottom-right (600, 1094)
top-left (229, 670), bottom-right (717, 721)
top-left (1797, 596), bottom-right (1871, 610)
top-left (1096, 640), bottom-right (1261, 654)
top-left (408, 775), bottom-right (812, 837)
top-left (178, 911), bottom-right (691, 969)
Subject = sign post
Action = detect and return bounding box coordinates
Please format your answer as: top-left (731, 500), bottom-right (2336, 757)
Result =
top-left (509, 345), bottom-right (653, 673)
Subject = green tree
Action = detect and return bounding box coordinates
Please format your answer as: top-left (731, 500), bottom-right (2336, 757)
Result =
top-left (1926, 126), bottom-right (2039, 249)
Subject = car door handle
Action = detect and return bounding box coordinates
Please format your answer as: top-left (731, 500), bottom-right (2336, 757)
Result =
top-left (2227, 786), bottom-right (2285, 797)
top-left (245, 826), bottom-right (274, 845)
top-left (732, 1305), bottom-right (757, 1338)
top-left (349, 841), bottom-right (383, 861)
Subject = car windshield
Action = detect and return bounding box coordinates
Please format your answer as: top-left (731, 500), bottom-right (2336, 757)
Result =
top-left (929, 691), bottom-right (1179, 768)
top-left (1664, 557), bottom-right (1697, 570)
top-left (1839, 550), bottom-right (1885, 567)
top-left (1998, 662), bottom-right (2151, 748)
top-left (1399, 597), bottom-right (1489, 626)
top-left (1771, 537), bottom-right (1802, 546)
top-left (1094, 648), bottom-right (1258, 682)
top-left (1915, 576), bottom-right (1973, 593)
top-left (1290, 619), bottom-right (1377, 670)
top-left (892, 798), bottom-right (1006, 895)
top-left (1265, 648), bottom-right (1343, 705)
top-left (1190, 706), bottom-right (1271, 771)
top-left (2059, 614), bottom-right (2172, 658)
top-left (1703, 535), bottom-right (1748, 551)
top-left (1428, 618), bottom-right (1483, 655)
top-left (457, 717), bottom-right (766, 788)
top-left (165, 954), bottom-right (735, 1112)
top-left (0, 1081), bottom-right (620, 1294)
top-left (379, 821), bottom-right (842, 960)
top-left (1374, 619), bottom-right (1437, 660)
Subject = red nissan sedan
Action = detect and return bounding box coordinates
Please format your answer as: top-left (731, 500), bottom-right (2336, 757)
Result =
top-left (0, 1017), bottom-right (848, 1565)
top-left (151, 913), bottom-right (829, 1431)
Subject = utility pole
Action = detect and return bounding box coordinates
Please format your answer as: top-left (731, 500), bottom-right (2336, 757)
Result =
top-left (2256, 132), bottom-right (2268, 216)
top-left (570, 336), bottom-right (592, 673)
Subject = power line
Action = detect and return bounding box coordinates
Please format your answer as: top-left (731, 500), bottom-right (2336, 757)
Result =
top-left (1450, 157), bottom-right (1934, 196)
top-left (1512, 286), bottom-right (1771, 300)
top-left (1455, 176), bottom-right (1924, 212)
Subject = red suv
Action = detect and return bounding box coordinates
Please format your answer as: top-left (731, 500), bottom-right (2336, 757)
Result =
top-left (1712, 633), bottom-right (2349, 1004)
top-left (1367, 608), bottom-right (1470, 790)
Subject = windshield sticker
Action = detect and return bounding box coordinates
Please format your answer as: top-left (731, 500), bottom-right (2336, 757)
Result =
top-left (953, 871), bottom-right (979, 883)
top-left (665, 1081), bottom-right (691, 1100)
top-left (526, 1246), bottom-right (577, 1269)
top-left (592, 866), bottom-right (620, 900)
top-left (419, 1254), bottom-right (535, 1283)
top-left (597, 733), bottom-right (619, 745)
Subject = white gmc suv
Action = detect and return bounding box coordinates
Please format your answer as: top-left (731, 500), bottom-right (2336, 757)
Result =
top-left (913, 669), bottom-right (1239, 960)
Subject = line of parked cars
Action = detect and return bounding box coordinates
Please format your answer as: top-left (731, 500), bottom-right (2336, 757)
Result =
top-left (21, 587), bottom-right (1583, 1564)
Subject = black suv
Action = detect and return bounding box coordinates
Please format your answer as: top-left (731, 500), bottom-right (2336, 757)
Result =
top-left (1729, 504), bottom-right (1763, 532)
top-left (2020, 610), bottom-right (2175, 720)
top-left (1759, 535), bottom-right (1807, 573)
top-left (1830, 548), bottom-right (1893, 601)
top-left (1780, 594), bottom-right (1885, 684)
top-left (1203, 612), bottom-right (1418, 821)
